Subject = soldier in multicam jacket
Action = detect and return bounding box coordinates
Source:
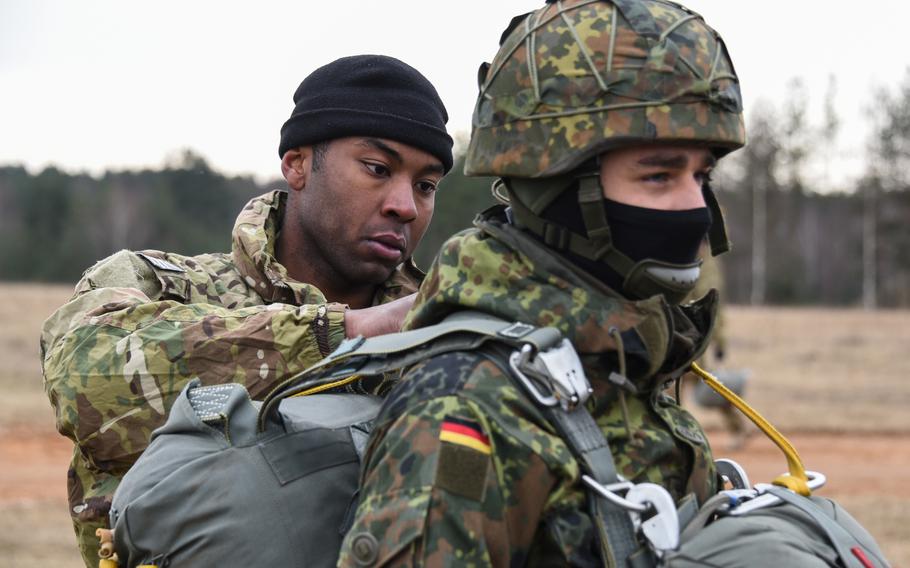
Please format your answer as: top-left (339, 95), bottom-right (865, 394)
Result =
top-left (40, 54), bottom-right (453, 566)
top-left (339, 1), bottom-right (747, 565)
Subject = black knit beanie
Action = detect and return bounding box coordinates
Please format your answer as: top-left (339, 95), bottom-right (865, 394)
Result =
top-left (279, 55), bottom-right (453, 173)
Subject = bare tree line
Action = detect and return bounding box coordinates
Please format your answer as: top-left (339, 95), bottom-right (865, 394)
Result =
top-left (2, 74), bottom-right (910, 307)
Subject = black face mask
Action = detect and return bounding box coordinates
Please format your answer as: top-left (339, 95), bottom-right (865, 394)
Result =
top-left (603, 198), bottom-right (712, 266)
top-left (539, 190), bottom-right (712, 297)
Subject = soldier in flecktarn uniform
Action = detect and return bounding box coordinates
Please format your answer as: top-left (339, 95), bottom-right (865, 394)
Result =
top-left (339, 2), bottom-right (890, 566)
top-left (340, 0), bottom-right (747, 565)
top-left (40, 54), bottom-right (453, 566)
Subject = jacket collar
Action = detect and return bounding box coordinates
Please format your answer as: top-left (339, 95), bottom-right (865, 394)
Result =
top-left (404, 205), bottom-right (716, 389)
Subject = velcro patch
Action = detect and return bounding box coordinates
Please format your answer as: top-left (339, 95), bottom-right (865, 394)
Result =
top-left (436, 443), bottom-right (490, 501)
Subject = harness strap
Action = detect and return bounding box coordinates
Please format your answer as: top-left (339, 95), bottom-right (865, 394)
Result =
top-left (539, 402), bottom-right (639, 567)
top-left (764, 488), bottom-right (886, 568)
top-left (258, 312), bottom-right (562, 431)
top-left (481, 340), bottom-right (640, 568)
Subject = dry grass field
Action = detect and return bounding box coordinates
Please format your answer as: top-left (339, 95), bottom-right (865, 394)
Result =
top-left (1, 282), bottom-right (908, 566)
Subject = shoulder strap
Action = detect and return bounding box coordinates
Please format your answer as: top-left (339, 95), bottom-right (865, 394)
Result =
top-left (256, 312), bottom-right (562, 431)
top-left (502, 341), bottom-right (640, 567)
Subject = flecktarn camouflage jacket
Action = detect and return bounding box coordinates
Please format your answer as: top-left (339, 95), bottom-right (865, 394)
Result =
top-left (339, 206), bottom-right (718, 567)
top-left (40, 190), bottom-right (421, 566)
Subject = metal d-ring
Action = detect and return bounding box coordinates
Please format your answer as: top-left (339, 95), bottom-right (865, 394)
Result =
top-left (509, 344), bottom-right (559, 407)
top-left (582, 474), bottom-right (650, 513)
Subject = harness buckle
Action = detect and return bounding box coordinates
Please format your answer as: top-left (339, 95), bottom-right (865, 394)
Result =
top-left (509, 340), bottom-right (592, 411)
top-left (583, 476), bottom-right (680, 556)
top-left (625, 483), bottom-right (680, 555)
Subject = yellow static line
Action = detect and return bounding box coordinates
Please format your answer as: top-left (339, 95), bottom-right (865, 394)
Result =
top-left (290, 375), bottom-right (362, 397)
top-left (690, 362), bottom-right (810, 496)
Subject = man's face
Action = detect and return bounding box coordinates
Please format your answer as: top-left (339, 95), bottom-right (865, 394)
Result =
top-left (599, 145), bottom-right (715, 210)
top-left (293, 137), bottom-right (442, 286)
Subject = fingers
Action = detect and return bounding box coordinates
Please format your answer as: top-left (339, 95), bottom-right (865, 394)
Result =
top-left (344, 294), bottom-right (417, 338)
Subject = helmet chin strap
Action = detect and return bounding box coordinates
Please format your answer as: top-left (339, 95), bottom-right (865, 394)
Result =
top-left (504, 172), bottom-right (722, 305)
top-left (702, 181), bottom-right (732, 255)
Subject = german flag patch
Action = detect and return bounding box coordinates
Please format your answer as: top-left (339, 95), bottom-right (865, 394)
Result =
top-left (439, 416), bottom-right (491, 454)
top-left (436, 416), bottom-right (491, 501)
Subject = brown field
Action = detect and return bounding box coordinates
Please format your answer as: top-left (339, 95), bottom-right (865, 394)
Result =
top-left (1, 282), bottom-right (908, 566)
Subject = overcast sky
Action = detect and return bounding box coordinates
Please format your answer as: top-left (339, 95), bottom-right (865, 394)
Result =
top-left (2, 1), bottom-right (908, 189)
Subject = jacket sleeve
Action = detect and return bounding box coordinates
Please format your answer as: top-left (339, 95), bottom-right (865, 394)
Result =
top-left (338, 395), bottom-right (549, 568)
top-left (40, 250), bottom-right (347, 474)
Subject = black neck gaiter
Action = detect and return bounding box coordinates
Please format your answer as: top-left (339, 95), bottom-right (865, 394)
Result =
top-left (537, 189), bottom-right (712, 297)
top-left (603, 198), bottom-right (712, 265)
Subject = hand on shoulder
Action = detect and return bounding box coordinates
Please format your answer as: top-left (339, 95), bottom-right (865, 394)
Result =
top-left (344, 293), bottom-right (416, 338)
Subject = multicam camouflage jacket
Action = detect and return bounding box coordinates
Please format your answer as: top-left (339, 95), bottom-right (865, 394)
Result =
top-left (338, 206), bottom-right (719, 567)
top-left (40, 190), bottom-right (421, 566)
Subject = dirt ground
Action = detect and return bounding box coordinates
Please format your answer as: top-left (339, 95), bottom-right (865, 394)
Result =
top-left (2, 283), bottom-right (908, 566)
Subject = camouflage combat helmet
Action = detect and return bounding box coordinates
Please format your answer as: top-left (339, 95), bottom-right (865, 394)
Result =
top-left (464, 0), bottom-right (746, 304)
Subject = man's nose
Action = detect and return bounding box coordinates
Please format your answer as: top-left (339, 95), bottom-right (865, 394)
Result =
top-left (677, 176), bottom-right (707, 210)
top-left (381, 178), bottom-right (418, 222)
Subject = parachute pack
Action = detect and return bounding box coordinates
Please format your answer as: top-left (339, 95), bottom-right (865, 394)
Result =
top-left (106, 383), bottom-right (379, 567)
top-left (101, 313), bottom-right (889, 567)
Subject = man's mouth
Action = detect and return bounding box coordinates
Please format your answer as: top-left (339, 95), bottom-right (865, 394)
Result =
top-left (364, 233), bottom-right (406, 262)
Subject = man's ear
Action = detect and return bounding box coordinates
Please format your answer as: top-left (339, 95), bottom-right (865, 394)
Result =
top-left (281, 147), bottom-right (312, 191)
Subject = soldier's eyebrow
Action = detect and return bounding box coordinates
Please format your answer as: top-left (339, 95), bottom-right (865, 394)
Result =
top-left (358, 137), bottom-right (445, 176)
top-left (636, 152), bottom-right (716, 170)
top-left (358, 138), bottom-right (403, 165)
top-left (421, 162), bottom-right (445, 177)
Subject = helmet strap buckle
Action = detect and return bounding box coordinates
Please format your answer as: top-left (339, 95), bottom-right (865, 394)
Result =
top-left (542, 223), bottom-right (571, 251)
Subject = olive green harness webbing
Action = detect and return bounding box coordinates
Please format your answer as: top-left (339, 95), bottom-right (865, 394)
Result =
top-left (257, 312), bottom-right (563, 429)
top-left (258, 312), bottom-right (641, 566)
top-left (519, 372), bottom-right (640, 567)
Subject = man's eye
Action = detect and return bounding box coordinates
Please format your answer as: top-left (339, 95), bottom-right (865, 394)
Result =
top-left (696, 170), bottom-right (714, 185)
top-left (416, 181), bottom-right (438, 195)
top-left (364, 162), bottom-right (390, 176)
top-left (643, 173), bottom-right (669, 183)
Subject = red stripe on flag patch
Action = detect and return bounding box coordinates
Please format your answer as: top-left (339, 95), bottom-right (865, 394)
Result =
top-left (441, 422), bottom-right (489, 444)
top-left (440, 416), bottom-right (491, 454)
